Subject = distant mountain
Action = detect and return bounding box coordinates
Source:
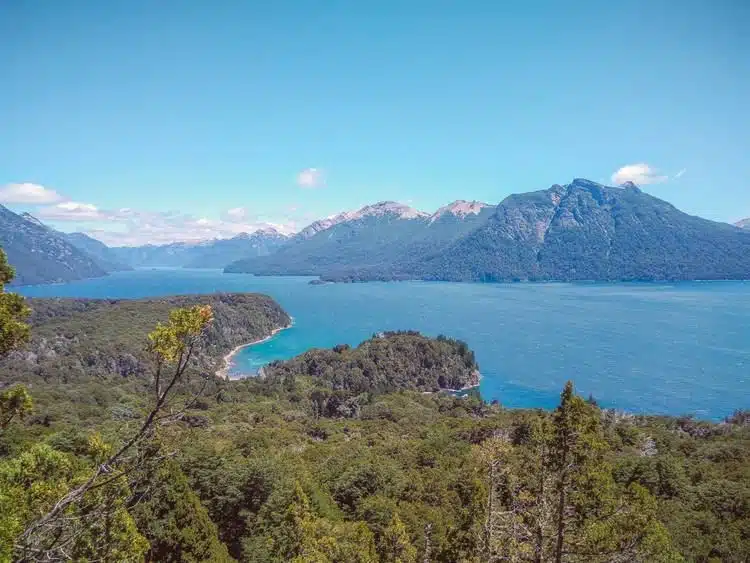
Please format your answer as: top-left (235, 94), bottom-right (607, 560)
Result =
top-left (226, 181), bottom-right (750, 283)
top-left (737, 218), bottom-right (750, 230)
top-left (398, 179), bottom-right (750, 282)
top-left (224, 200), bottom-right (494, 277)
top-left (183, 228), bottom-right (289, 268)
top-left (109, 228), bottom-right (289, 268)
top-left (0, 207), bottom-right (108, 286)
top-left (64, 232), bottom-right (133, 272)
top-left (109, 241), bottom-right (199, 268)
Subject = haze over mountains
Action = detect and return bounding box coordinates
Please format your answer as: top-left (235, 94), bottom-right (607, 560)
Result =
top-left (3, 179), bottom-right (750, 285)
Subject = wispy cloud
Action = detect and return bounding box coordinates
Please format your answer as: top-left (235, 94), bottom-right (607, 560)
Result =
top-left (674, 168), bottom-right (687, 179)
top-left (31, 200), bottom-right (298, 246)
top-left (223, 207), bottom-right (248, 222)
top-left (611, 163), bottom-right (668, 186)
top-left (0, 183), bottom-right (64, 204)
top-left (37, 201), bottom-right (106, 221)
top-left (79, 211), bottom-right (298, 246)
top-left (297, 167), bottom-right (325, 188)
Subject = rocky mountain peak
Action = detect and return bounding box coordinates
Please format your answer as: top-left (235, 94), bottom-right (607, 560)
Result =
top-left (254, 226), bottom-right (284, 237)
top-left (736, 218), bottom-right (750, 229)
top-left (354, 201), bottom-right (429, 220)
top-left (430, 200), bottom-right (490, 223)
top-left (568, 178), bottom-right (606, 191)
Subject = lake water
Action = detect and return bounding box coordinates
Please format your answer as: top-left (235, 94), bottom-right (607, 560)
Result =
top-left (16, 269), bottom-right (750, 420)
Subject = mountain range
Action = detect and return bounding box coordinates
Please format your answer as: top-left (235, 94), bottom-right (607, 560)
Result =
top-left (2, 179), bottom-right (750, 285)
top-left (737, 218), bottom-right (750, 229)
top-left (225, 200), bottom-right (495, 278)
top-left (227, 180), bottom-right (750, 282)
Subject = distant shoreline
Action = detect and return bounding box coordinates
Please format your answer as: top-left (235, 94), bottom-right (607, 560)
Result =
top-left (423, 371), bottom-right (482, 395)
top-left (216, 319), bottom-right (293, 379)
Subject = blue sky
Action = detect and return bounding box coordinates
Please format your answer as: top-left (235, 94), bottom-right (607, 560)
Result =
top-left (1, 0), bottom-right (748, 244)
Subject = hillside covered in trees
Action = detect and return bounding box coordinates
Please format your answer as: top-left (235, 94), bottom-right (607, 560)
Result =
top-left (263, 331), bottom-right (480, 396)
top-left (0, 293), bottom-right (291, 383)
top-left (0, 249), bottom-right (748, 562)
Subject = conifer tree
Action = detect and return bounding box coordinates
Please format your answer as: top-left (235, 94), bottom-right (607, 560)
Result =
top-left (382, 513), bottom-right (417, 563)
top-left (131, 460), bottom-right (234, 562)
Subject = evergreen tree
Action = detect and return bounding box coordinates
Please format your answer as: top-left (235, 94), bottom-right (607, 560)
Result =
top-left (0, 248), bottom-right (30, 356)
top-left (382, 513), bottom-right (417, 563)
top-left (131, 460), bottom-right (234, 562)
top-left (478, 382), bottom-right (682, 562)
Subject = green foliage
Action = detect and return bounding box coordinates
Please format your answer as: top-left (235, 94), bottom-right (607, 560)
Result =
top-left (0, 248), bottom-right (30, 356)
top-left (265, 331), bottom-right (480, 411)
top-left (0, 442), bottom-right (149, 562)
top-left (476, 382), bottom-right (684, 562)
top-left (381, 513), bottom-right (417, 563)
top-left (0, 293), bottom-right (291, 383)
top-left (131, 460), bottom-right (234, 562)
top-left (148, 304), bottom-right (214, 362)
top-left (0, 385), bottom-right (33, 429)
top-left (0, 288), bottom-right (746, 562)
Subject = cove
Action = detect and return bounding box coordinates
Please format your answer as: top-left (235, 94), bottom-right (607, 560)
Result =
top-left (16, 268), bottom-right (750, 420)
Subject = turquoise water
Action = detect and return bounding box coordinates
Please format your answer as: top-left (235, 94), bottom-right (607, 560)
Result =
top-left (16, 269), bottom-right (750, 420)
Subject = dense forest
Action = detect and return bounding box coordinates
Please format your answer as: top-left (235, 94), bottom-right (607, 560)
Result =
top-left (0, 293), bottom-right (290, 383)
top-left (0, 248), bottom-right (748, 562)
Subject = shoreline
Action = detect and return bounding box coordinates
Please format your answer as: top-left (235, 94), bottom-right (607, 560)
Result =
top-left (423, 371), bottom-right (483, 395)
top-left (216, 319), bottom-right (294, 380)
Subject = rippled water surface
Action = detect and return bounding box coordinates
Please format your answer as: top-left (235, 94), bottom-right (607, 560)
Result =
top-left (18, 269), bottom-right (750, 419)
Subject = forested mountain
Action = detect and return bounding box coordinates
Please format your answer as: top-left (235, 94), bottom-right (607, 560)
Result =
top-left (0, 293), bottom-right (290, 382)
top-left (64, 232), bottom-right (133, 272)
top-left (108, 228), bottom-right (290, 268)
top-left (264, 331), bottom-right (480, 402)
top-left (224, 200), bottom-right (494, 277)
top-left (0, 206), bottom-right (108, 286)
top-left (109, 240), bottom-right (207, 267)
top-left (2, 280), bottom-right (747, 560)
top-left (399, 179), bottom-right (750, 282)
top-left (6, 185), bottom-right (747, 286)
top-left (183, 229), bottom-right (289, 268)
top-left (226, 181), bottom-right (750, 282)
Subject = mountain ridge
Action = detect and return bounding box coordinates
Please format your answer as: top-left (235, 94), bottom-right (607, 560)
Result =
top-left (3, 182), bottom-right (749, 285)
top-left (0, 206), bottom-right (109, 285)
top-left (226, 178), bottom-right (750, 283)
top-left (394, 179), bottom-right (750, 282)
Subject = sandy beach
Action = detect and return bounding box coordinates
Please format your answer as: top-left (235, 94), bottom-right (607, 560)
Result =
top-left (216, 320), bottom-right (293, 379)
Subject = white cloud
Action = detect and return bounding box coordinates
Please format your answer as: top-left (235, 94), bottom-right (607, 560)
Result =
top-left (0, 183), bottom-right (64, 204)
top-left (224, 207), bottom-right (248, 221)
top-left (30, 196), bottom-right (299, 245)
top-left (611, 163), bottom-right (668, 186)
top-left (56, 207), bottom-right (300, 246)
top-left (297, 167), bottom-right (324, 188)
top-left (674, 168), bottom-right (687, 179)
top-left (37, 201), bottom-right (106, 220)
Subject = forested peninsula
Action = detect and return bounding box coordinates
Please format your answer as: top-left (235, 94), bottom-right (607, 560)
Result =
top-left (0, 250), bottom-right (748, 562)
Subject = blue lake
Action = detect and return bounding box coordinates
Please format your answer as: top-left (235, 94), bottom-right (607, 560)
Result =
top-left (16, 268), bottom-right (750, 420)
